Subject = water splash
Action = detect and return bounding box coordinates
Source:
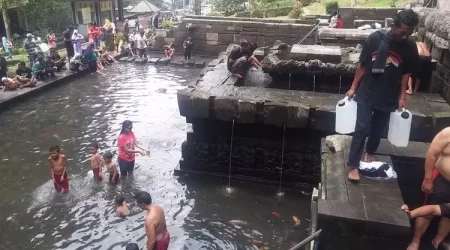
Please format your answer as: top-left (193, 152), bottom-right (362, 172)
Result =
top-left (288, 73), bottom-right (291, 90)
top-left (338, 75), bottom-right (342, 94)
top-left (313, 75), bottom-right (316, 92)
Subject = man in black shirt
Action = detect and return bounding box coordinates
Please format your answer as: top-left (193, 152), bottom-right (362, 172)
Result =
top-left (346, 10), bottom-right (419, 181)
top-left (24, 33), bottom-right (38, 68)
top-left (15, 61), bottom-right (37, 86)
top-left (63, 26), bottom-right (74, 60)
top-left (227, 40), bottom-right (251, 78)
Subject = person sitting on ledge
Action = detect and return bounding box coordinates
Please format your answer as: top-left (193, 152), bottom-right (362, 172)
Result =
top-left (407, 41), bottom-right (431, 95)
top-left (14, 75), bottom-right (36, 88)
top-left (50, 50), bottom-right (67, 72)
top-left (227, 40), bottom-right (253, 78)
top-left (16, 61), bottom-right (36, 84)
top-left (164, 43), bottom-right (175, 61)
top-left (100, 46), bottom-right (117, 64)
top-left (345, 9), bottom-right (419, 182)
top-left (44, 57), bottom-right (56, 78)
top-left (32, 56), bottom-right (49, 80)
top-left (402, 127), bottom-right (450, 250)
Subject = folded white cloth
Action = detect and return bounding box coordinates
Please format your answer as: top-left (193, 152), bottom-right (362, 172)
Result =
top-left (359, 161), bottom-right (397, 181)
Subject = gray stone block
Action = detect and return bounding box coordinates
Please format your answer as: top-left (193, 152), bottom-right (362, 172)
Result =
top-left (290, 44), bottom-right (342, 64)
top-left (135, 57), bottom-right (148, 64)
top-left (236, 99), bottom-right (257, 123)
top-left (171, 60), bottom-right (185, 66)
top-left (213, 96), bottom-right (239, 121)
top-left (148, 57), bottom-right (160, 64)
top-left (177, 88), bottom-right (210, 118)
top-left (126, 57), bottom-right (135, 62)
top-left (119, 57), bottom-right (129, 61)
top-left (195, 61), bottom-right (205, 68)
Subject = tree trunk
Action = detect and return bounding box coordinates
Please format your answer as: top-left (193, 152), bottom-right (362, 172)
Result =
top-left (1, 7), bottom-right (11, 41)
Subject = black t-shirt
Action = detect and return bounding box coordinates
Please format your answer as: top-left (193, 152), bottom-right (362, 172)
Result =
top-left (354, 30), bottom-right (419, 112)
top-left (16, 67), bottom-right (32, 78)
top-left (227, 47), bottom-right (246, 70)
top-left (63, 30), bottom-right (72, 41)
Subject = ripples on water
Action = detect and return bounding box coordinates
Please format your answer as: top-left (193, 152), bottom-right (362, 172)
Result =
top-left (0, 64), bottom-right (310, 250)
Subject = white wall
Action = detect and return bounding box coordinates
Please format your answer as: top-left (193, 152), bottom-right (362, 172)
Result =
top-left (438, 0), bottom-right (450, 10)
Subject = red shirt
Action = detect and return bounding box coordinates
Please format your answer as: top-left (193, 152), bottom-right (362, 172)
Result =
top-left (336, 19), bottom-right (344, 29)
top-left (118, 132), bottom-right (136, 161)
top-left (89, 26), bottom-right (100, 40)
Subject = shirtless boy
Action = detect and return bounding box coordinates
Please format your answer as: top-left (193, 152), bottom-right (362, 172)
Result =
top-left (49, 145), bottom-right (69, 193)
top-left (104, 151), bottom-right (119, 184)
top-left (116, 196), bottom-right (130, 216)
top-left (135, 191), bottom-right (170, 250)
top-left (406, 127), bottom-right (450, 250)
top-left (90, 142), bottom-right (103, 181)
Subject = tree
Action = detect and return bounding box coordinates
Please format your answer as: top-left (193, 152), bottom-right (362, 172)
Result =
top-left (213, 0), bottom-right (247, 16)
top-left (0, 0), bottom-right (27, 40)
top-left (22, 0), bottom-right (72, 33)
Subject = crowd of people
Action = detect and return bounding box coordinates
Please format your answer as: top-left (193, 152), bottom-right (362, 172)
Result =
top-left (48, 120), bottom-right (170, 250)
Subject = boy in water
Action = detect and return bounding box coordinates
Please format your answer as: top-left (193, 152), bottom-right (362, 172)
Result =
top-left (103, 151), bottom-right (119, 184)
top-left (116, 196), bottom-right (130, 216)
top-left (90, 142), bottom-right (103, 181)
top-left (48, 145), bottom-right (69, 192)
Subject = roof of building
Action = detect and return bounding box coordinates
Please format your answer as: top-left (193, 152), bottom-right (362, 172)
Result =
top-left (128, 0), bottom-right (160, 13)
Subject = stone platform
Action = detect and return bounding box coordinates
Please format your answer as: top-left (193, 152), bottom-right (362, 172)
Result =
top-left (317, 135), bottom-right (410, 250)
top-left (178, 60), bottom-right (450, 142)
top-left (290, 44), bottom-right (342, 64)
top-left (318, 27), bottom-right (377, 47)
top-left (119, 56), bottom-right (206, 68)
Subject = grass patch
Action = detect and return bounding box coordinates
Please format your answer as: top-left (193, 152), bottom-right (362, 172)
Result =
top-left (304, 0), bottom-right (409, 15)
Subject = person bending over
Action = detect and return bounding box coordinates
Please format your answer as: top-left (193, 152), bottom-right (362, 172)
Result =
top-left (345, 10), bottom-right (419, 181)
top-left (50, 50), bottom-right (67, 72)
top-left (135, 191), bottom-right (170, 250)
top-left (405, 127), bottom-right (450, 250)
top-left (44, 57), bottom-right (56, 78)
top-left (227, 40), bottom-right (252, 78)
top-left (407, 41), bottom-right (431, 95)
top-left (164, 43), bottom-right (175, 61)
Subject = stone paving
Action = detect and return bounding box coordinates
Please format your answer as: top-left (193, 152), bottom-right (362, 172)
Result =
top-left (317, 134), bottom-right (419, 250)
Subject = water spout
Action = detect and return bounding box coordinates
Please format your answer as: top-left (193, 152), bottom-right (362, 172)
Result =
top-left (227, 119), bottom-right (235, 191)
top-left (276, 125), bottom-right (286, 197)
top-left (338, 75), bottom-right (342, 94)
top-left (312, 75), bottom-right (316, 92)
top-left (288, 73), bottom-right (291, 90)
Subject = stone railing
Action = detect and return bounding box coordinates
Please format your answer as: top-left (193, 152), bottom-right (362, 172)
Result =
top-left (339, 7), bottom-right (403, 28)
top-left (414, 7), bottom-right (450, 103)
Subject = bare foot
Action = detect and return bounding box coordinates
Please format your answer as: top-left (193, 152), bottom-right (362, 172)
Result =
top-left (406, 241), bottom-right (420, 250)
top-left (348, 168), bottom-right (360, 182)
top-left (401, 204), bottom-right (411, 218)
top-left (364, 153), bottom-right (375, 162)
top-left (406, 89), bottom-right (413, 95)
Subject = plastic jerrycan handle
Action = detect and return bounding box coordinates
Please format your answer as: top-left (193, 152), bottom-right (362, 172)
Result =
top-left (400, 108), bottom-right (410, 119)
top-left (338, 96), bottom-right (349, 107)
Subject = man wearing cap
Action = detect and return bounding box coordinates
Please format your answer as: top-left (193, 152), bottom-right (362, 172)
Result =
top-left (24, 33), bottom-right (38, 67)
top-left (135, 191), bottom-right (170, 250)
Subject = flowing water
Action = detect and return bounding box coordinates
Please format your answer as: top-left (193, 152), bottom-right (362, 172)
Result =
top-left (0, 64), bottom-right (310, 250)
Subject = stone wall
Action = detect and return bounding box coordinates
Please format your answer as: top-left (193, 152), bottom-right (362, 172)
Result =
top-left (415, 7), bottom-right (450, 103)
top-left (338, 7), bottom-right (403, 28)
top-left (151, 16), bottom-right (317, 56)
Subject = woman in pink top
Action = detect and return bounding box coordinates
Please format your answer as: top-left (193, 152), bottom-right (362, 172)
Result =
top-left (118, 120), bottom-right (150, 176)
top-left (47, 29), bottom-right (57, 51)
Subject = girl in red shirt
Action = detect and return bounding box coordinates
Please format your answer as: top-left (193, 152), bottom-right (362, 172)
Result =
top-left (117, 120), bottom-right (150, 176)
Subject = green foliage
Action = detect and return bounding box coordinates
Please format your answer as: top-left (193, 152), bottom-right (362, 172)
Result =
top-left (233, 11), bottom-right (250, 17)
top-left (265, 6), bottom-right (292, 17)
top-left (161, 19), bottom-right (174, 29)
top-left (250, 8), bottom-right (264, 18)
top-left (212, 0), bottom-right (247, 16)
top-left (12, 47), bottom-right (26, 55)
top-left (22, 0), bottom-right (72, 32)
top-left (298, 0), bottom-right (314, 6)
top-left (325, 1), bottom-right (339, 14)
top-left (208, 10), bottom-right (225, 16)
top-left (288, 4), bottom-right (303, 18)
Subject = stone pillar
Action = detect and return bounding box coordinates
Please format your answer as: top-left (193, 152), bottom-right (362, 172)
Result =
top-left (71, 1), bottom-right (77, 24)
top-left (117, 0), bottom-right (124, 21)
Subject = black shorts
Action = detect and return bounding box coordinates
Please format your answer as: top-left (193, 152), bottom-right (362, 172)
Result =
top-left (109, 173), bottom-right (119, 183)
top-left (427, 174), bottom-right (450, 218)
top-left (118, 158), bottom-right (135, 176)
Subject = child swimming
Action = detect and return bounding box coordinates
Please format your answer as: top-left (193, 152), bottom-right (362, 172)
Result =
top-left (116, 196), bottom-right (130, 216)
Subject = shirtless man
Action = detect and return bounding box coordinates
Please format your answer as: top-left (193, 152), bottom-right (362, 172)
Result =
top-left (90, 142), bottom-right (103, 181)
top-left (48, 145), bottom-right (69, 193)
top-left (103, 151), bottom-right (119, 184)
top-left (135, 191), bottom-right (170, 250)
top-left (406, 42), bottom-right (431, 95)
top-left (406, 127), bottom-right (450, 250)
